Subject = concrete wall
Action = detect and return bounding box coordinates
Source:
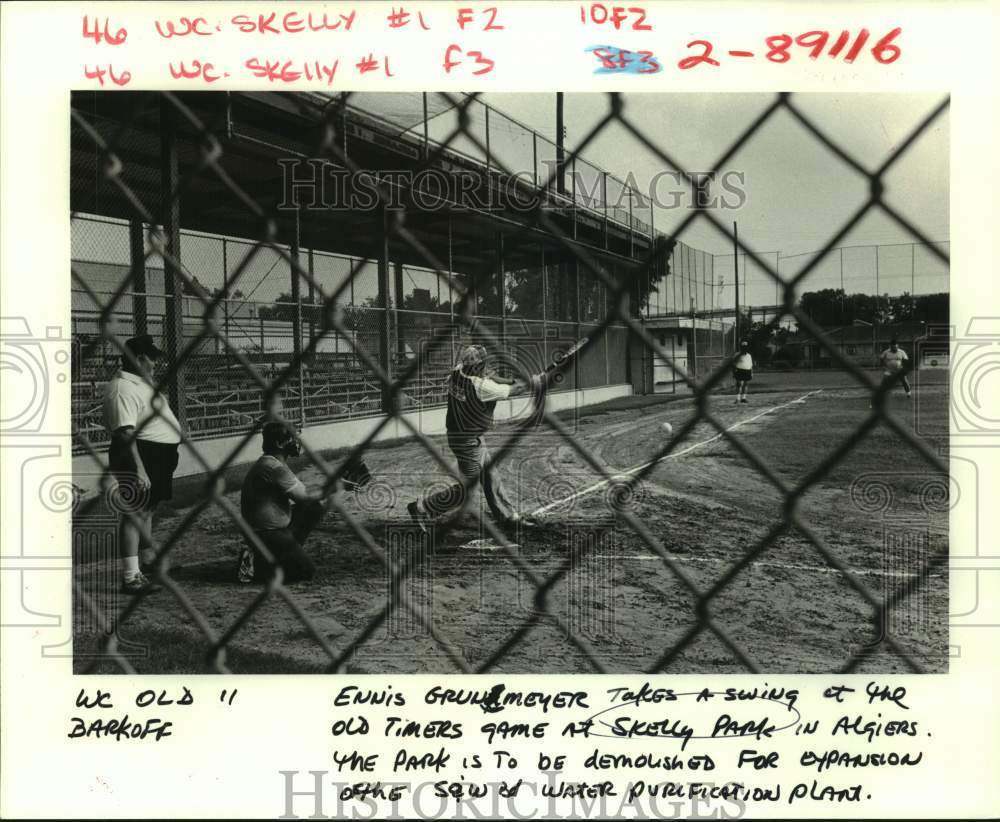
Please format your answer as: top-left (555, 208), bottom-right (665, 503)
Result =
top-left (72, 383), bottom-right (632, 495)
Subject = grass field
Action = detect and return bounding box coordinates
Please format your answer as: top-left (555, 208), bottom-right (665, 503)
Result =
top-left (74, 368), bottom-right (950, 675)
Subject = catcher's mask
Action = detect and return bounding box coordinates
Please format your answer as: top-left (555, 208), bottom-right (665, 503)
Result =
top-left (262, 421), bottom-right (301, 458)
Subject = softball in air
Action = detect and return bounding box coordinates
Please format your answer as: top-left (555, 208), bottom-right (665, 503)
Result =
top-left (661, 422), bottom-right (673, 435)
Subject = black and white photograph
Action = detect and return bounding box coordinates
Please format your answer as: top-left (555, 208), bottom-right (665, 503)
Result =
top-left (68, 90), bottom-right (950, 675)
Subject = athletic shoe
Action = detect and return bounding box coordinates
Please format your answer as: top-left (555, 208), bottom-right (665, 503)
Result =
top-left (407, 501), bottom-right (429, 534)
top-left (121, 573), bottom-right (160, 595)
top-left (237, 546), bottom-right (255, 584)
top-left (741, 397), bottom-right (749, 404)
top-left (503, 513), bottom-right (542, 530)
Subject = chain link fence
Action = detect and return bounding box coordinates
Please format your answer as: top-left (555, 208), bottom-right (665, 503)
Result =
top-left (70, 90), bottom-right (949, 674)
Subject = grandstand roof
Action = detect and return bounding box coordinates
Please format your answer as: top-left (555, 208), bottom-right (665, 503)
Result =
top-left (71, 92), bottom-right (656, 276)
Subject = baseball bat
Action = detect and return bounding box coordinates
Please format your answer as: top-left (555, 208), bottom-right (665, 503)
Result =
top-left (542, 335), bottom-right (590, 381)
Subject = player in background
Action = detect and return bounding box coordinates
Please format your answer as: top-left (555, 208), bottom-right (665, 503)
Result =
top-left (733, 339), bottom-right (754, 404)
top-left (238, 421), bottom-right (332, 583)
top-left (877, 338), bottom-right (912, 401)
top-left (407, 344), bottom-right (540, 534)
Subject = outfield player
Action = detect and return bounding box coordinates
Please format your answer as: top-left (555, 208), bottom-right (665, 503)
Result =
top-left (878, 338), bottom-right (912, 398)
top-left (238, 421), bottom-right (331, 583)
top-left (733, 339), bottom-right (754, 404)
top-left (407, 344), bottom-right (539, 533)
top-left (102, 335), bottom-right (182, 594)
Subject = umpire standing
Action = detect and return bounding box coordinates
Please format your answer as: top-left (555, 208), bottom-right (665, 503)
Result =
top-left (102, 335), bottom-right (182, 594)
top-left (407, 344), bottom-right (539, 532)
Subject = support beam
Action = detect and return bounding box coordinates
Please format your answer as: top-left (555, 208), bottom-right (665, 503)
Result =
top-left (128, 219), bottom-right (148, 337)
top-left (377, 206), bottom-right (394, 413)
top-left (290, 211), bottom-right (304, 426)
top-left (393, 259), bottom-right (405, 359)
top-left (732, 221), bottom-right (741, 344)
top-left (555, 92), bottom-right (566, 195)
top-left (307, 246), bottom-right (316, 349)
top-left (497, 231), bottom-right (506, 367)
top-left (222, 238), bottom-right (229, 361)
top-left (159, 97), bottom-right (187, 429)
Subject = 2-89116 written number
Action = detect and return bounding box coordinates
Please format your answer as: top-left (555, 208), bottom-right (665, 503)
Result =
top-left (679, 28), bottom-right (903, 70)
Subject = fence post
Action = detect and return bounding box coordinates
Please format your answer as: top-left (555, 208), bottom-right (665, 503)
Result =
top-left (602, 172), bottom-right (609, 250)
top-left (532, 131), bottom-right (538, 187)
top-left (671, 333), bottom-right (676, 395)
top-left (690, 320), bottom-right (698, 384)
top-left (422, 92), bottom-right (429, 160)
top-left (291, 212), bottom-right (305, 427)
top-left (393, 260), bottom-right (405, 361)
top-left (605, 318), bottom-right (610, 386)
top-left (377, 204), bottom-right (393, 413)
top-left (128, 219), bottom-right (147, 337)
top-left (307, 246), bottom-right (316, 348)
top-left (572, 158), bottom-right (578, 240)
top-left (447, 214), bottom-right (456, 365)
top-left (628, 190), bottom-right (634, 258)
top-left (159, 96), bottom-right (187, 429)
top-left (497, 231), bottom-right (506, 371)
top-left (574, 259), bottom-right (581, 389)
top-left (222, 238), bottom-right (229, 362)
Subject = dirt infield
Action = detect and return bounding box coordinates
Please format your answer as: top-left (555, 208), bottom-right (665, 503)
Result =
top-left (74, 369), bottom-right (949, 674)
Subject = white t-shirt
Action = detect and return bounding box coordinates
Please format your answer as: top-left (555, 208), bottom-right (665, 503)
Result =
top-left (103, 369), bottom-right (182, 444)
top-left (881, 347), bottom-right (908, 375)
top-left (460, 370), bottom-right (513, 403)
top-left (734, 352), bottom-right (754, 370)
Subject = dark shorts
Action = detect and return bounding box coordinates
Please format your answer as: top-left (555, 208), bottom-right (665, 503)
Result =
top-left (734, 368), bottom-right (753, 383)
top-left (109, 439), bottom-right (179, 512)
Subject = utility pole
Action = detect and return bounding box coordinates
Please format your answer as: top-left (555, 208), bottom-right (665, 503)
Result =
top-left (733, 222), bottom-right (741, 344)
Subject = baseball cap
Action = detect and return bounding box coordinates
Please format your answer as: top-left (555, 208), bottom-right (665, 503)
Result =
top-left (458, 344), bottom-right (487, 370)
top-left (124, 334), bottom-right (165, 359)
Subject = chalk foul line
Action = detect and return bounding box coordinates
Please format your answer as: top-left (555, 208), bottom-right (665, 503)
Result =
top-left (529, 389), bottom-right (823, 518)
top-left (591, 552), bottom-right (944, 580)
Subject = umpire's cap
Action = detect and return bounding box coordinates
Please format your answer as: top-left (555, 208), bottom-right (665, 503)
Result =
top-left (124, 334), bottom-right (165, 359)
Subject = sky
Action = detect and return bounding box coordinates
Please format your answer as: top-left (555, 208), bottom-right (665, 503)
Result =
top-left (479, 92), bottom-right (950, 304)
top-left (73, 91), bottom-right (950, 310)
